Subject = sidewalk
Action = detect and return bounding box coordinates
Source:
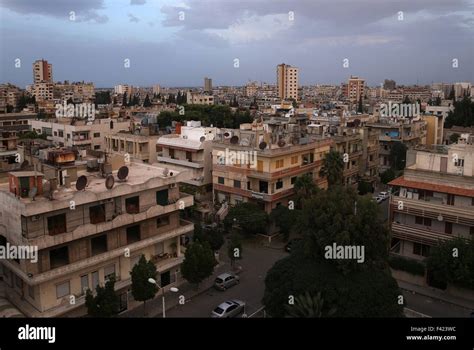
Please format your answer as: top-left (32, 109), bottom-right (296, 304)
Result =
top-left (120, 260), bottom-right (238, 318)
top-left (397, 279), bottom-right (474, 310)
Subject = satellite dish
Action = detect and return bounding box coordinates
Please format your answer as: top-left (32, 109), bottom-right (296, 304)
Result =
top-left (169, 171), bottom-right (174, 176)
top-left (240, 138), bottom-right (250, 146)
top-left (28, 187), bottom-right (37, 201)
top-left (117, 166), bottom-right (129, 181)
top-left (230, 135), bottom-right (239, 144)
top-left (199, 136), bottom-right (206, 142)
top-left (278, 139), bottom-right (286, 147)
top-left (76, 175), bottom-right (87, 191)
top-left (163, 168), bottom-right (169, 177)
top-left (105, 175), bottom-right (115, 189)
top-left (223, 132), bottom-right (231, 138)
top-left (259, 141), bottom-right (267, 150)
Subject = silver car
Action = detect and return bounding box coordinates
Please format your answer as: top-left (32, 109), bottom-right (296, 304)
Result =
top-left (211, 300), bottom-right (246, 318)
top-left (214, 272), bottom-right (240, 291)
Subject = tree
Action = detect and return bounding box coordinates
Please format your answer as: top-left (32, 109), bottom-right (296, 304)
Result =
top-left (435, 96), bottom-right (441, 106)
top-left (143, 94), bottom-right (152, 107)
top-left (85, 276), bottom-right (120, 317)
top-left (389, 142), bottom-right (407, 171)
top-left (122, 92), bottom-right (128, 107)
top-left (194, 226), bottom-right (224, 252)
top-left (380, 168), bottom-right (396, 184)
top-left (319, 150), bottom-right (344, 187)
top-left (181, 241), bottom-right (216, 288)
top-left (357, 95), bottom-right (363, 113)
top-left (357, 180), bottom-right (373, 195)
top-left (130, 255), bottom-right (158, 316)
top-left (294, 173), bottom-right (318, 197)
top-left (227, 232), bottom-right (243, 267)
top-left (448, 86), bottom-right (455, 101)
top-left (270, 205), bottom-right (297, 241)
top-left (445, 96), bottom-right (474, 128)
top-left (224, 202), bottom-right (268, 235)
top-left (95, 91), bottom-right (111, 105)
top-left (284, 291), bottom-right (336, 318)
top-left (449, 133), bottom-right (461, 144)
top-left (402, 95), bottom-right (411, 104)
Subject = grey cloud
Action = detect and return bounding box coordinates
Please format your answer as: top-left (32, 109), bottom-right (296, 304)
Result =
top-left (131, 0), bottom-right (146, 5)
top-left (128, 13), bottom-right (140, 23)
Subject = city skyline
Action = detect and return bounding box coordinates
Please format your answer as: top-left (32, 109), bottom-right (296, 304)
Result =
top-left (1, 0), bottom-right (473, 88)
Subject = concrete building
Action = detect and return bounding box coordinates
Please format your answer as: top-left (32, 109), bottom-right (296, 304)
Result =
top-left (54, 82), bottom-right (95, 103)
top-left (421, 114), bottom-right (444, 146)
top-left (156, 121), bottom-right (217, 193)
top-left (104, 132), bottom-right (159, 164)
top-left (152, 85), bottom-right (161, 95)
top-left (186, 91), bottom-right (214, 105)
top-left (33, 60), bottom-right (53, 84)
top-left (30, 118), bottom-right (130, 151)
top-left (114, 85), bottom-right (133, 96)
top-left (204, 78), bottom-right (212, 93)
top-left (276, 64), bottom-right (298, 101)
top-left (0, 161), bottom-right (193, 316)
top-left (32, 82), bottom-right (54, 102)
top-left (388, 142), bottom-right (474, 264)
top-left (212, 117), bottom-right (332, 214)
top-left (454, 82), bottom-right (472, 100)
top-left (346, 76), bottom-right (365, 104)
top-left (245, 82), bottom-right (259, 97)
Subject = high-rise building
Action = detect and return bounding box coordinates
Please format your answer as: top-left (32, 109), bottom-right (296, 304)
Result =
top-left (276, 63), bottom-right (298, 101)
top-left (152, 85), bottom-right (161, 95)
top-left (346, 75), bottom-right (365, 104)
top-left (204, 77), bottom-right (212, 93)
top-left (114, 84), bottom-right (133, 96)
top-left (383, 79), bottom-right (396, 91)
top-left (33, 59), bottom-right (53, 84)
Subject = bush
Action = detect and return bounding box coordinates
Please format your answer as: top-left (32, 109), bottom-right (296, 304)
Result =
top-left (389, 256), bottom-right (425, 276)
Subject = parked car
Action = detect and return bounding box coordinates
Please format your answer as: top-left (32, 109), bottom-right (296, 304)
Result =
top-left (378, 191), bottom-right (390, 200)
top-left (211, 300), bottom-right (246, 318)
top-left (214, 272), bottom-right (240, 291)
top-left (372, 196), bottom-right (384, 204)
top-left (285, 238), bottom-right (303, 252)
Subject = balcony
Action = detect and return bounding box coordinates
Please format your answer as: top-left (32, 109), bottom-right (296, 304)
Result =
top-left (391, 222), bottom-right (455, 246)
top-left (391, 196), bottom-right (474, 227)
top-left (157, 156), bottom-right (204, 169)
top-left (5, 220), bottom-right (194, 285)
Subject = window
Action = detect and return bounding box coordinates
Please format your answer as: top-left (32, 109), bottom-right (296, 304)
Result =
top-left (415, 216), bottom-right (423, 225)
top-left (259, 181), bottom-right (268, 194)
top-left (89, 204), bottom-right (105, 224)
top-left (47, 213), bottom-right (66, 235)
top-left (447, 194), bottom-right (455, 206)
top-left (276, 159), bottom-right (284, 168)
top-left (424, 218), bottom-right (431, 227)
top-left (92, 271), bottom-right (99, 289)
top-left (58, 130), bottom-right (64, 137)
top-left (445, 222), bottom-right (452, 234)
top-left (125, 196), bottom-right (139, 214)
top-left (126, 225), bottom-right (141, 244)
top-left (291, 176), bottom-right (297, 185)
top-left (81, 275), bottom-right (89, 294)
top-left (233, 180), bottom-right (241, 189)
top-left (53, 131), bottom-right (57, 136)
top-left (276, 179), bottom-right (283, 189)
top-left (413, 243), bottom-right (430, 257)
top-left (94, 132), bottom-right (100, 138)
top-left (470, 227), bottom-right (474, 236)
top-left (91, 235), bottom-right (108, 256)
top-left (291, 156), bottom-right (298, 164)
top-left (157, 215), bottom-right (170, 227)
top-left (49, 246), bottom-right (69, 269)
top-left (156, 189), bottom-right (169, 206)
top-left (94, 145), bottom-right (100, 150)
top-left (454, 158), bottom-right (464, 167)
top-left (218, 177), bottom-right (224, 185)
top-left (56, 281), bottom-right (70, 299)
top-left (104, 265), bottom-right (115, 282)
top-left (302, 153), bottom-right (314, 164)
top-left (247, 182), bottom-right (251, 190)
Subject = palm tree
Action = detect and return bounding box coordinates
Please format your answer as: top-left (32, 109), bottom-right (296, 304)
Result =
top-left (319, 150), bottom-right (344, 187)
top-left (284, 291), bottom-right (336, 318)
top-left (294, 173), bottom-right (318, 197)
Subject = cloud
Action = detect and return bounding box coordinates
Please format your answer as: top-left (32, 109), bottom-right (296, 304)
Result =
top-left (0, 0), bottom-right (109, 23)
top-left (130, 0), bottom-right (146, 4)
top-left (128, 13), bottom-right (140, 23)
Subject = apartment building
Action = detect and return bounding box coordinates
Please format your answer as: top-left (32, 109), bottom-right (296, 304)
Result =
top-left (245, 82), bottom-right (259, 97)
top-left (104, 132), bottom-right (159, 163)
top-left (345, 76), bottom-right (365, 104)
top-left (114, 85), bottom-right (134, 96)
top-left (156, 121), bottom-right (217, 192)
top-left (276, 64), bottom-right (299, 101)
top-left (204, 77), bottom-right (212, 93)
top-left (0, 161), bottom-right (194, 316)
top-left (186, 91), bottom-right (214, 105)
top-left (212, 117), bottom-right (332, 214)
top-left (388, 142), bottom-right (474, 264)
top-left (421, 114), bottom-right (444, 146)
top-left (331, 129), bottom-right (363, 187)
top-left (32, 82), bottom-right (54, 102)
top-left (54, 81), bottom-right (95, 103)
top-left (366, 119), bottom-right (427, 171)
top-left (152, 85), bottom-right (161, 95)
top-left (30, 118), bottom-right (130, 151)
top-left (33, 59), bottom-right (53, 84)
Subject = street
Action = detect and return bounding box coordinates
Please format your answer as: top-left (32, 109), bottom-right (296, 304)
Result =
top-left (403, 290), bottom-right (472, 318)
top-left (166, 239), bottom-right (287, 317)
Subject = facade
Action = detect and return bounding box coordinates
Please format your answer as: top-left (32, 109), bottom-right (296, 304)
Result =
top-left (104, 132), bottom-right (159, 163)
top-left (186, 91), bottom-right (214, 105)
top-left (114, 85), bottom-right (133, 96)
top-left (346, 75), bottom-right (365, 104)
top-left (388, 142), bottom-right (474, 263)
top-left (33, 60), bottom-right (53, 84)
top-left (204, 77), bottom-right (212, 93)
top-left (0, 162), bottom-right (193, 317)
top-left (54, 82), bottom-right (95, 103)
top-left (152, 85), bottom-right (161, 95)
top-left (32, 82), bottom-right (54, 102)
top-left (276, 64), bottom-right (298, 101)
top-left (421, 114), bottom-right (444, 146)
top-left (245, 82), bottom-right (259, 97)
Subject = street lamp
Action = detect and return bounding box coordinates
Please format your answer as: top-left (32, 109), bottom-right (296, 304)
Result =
top-left (148, 278), bottom-right (179, 318)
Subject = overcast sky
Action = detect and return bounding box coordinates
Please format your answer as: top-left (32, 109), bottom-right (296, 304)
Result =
top-left (0, 0), bottom-right (473, 88)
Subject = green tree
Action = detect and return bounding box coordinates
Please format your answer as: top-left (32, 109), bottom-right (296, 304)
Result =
top-left (270, 205), bottom-right (297, 241)
top-left (357, 95), bottom-right (363, 113)
top-left (143, 94), bottom-right (152, 107)
top-left (194, 226), bottom-right (224, 252)
top-left (402, 95), bottom-right (411, 104)
top-left (435, 96), bottom-right (441, 106)
top-left (445, 96), bottom-right (474, 128)
top-left (448, 86), bottom-right (455, 101)
top-left (380, 168), bottom-right (397, 184)
top-left (284, 291), bottom-right (336, 318)
top-left (224, 202), bottom-right (268, 235)
top-left (122, 92), bottom-right (128, 107)
top-left (85, 276), bottom-right (120, 317)
top-left (294, 173), bottom-right (318, 197)
top-left (319, 150), bottom-right (344, 187)
top-left (227, 232), bottom-right (243, 267)
top-left (449, 133), bottom-right (461, 144)
top-left (181, 241), bottom-right (216, 287)
top-left (130, 255), bottom-right (158, 316)
top-left (389, 142), bottom-right (407, 171)
top-left (357, 180), bottom-right (373, 195)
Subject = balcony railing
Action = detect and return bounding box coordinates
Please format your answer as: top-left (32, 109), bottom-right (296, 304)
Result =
top-left (391, 222), bottom-right (455, 246)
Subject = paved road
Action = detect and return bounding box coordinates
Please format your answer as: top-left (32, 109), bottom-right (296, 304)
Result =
top-left (403, 290), bottom-right (472, 318)
top-left (166, 240), bottom-right (287, 317)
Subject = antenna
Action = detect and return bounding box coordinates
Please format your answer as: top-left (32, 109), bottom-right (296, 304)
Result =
top-left (76, 175), bottom-right (87, 191)
top-left (105, 175), bottom-right (115, 189)
top-left (117, 166), bottom-right (129, 181)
